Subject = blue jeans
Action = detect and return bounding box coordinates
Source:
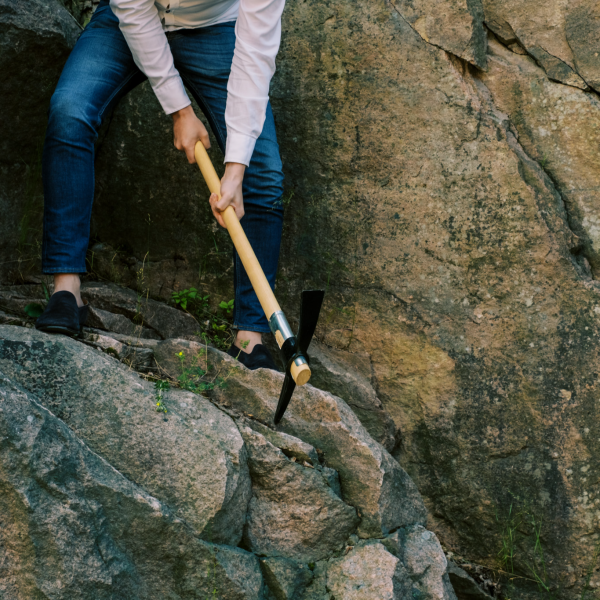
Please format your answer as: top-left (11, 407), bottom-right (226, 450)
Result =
top-left (42, 0), bottom-right (284, 333)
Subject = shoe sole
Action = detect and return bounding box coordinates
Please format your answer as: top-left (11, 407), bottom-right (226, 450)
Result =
top-left (35, 325), bottom-right (80, 338)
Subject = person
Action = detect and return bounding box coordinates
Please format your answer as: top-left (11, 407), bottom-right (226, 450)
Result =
top-left (35, 0), bottom-right (287, 370)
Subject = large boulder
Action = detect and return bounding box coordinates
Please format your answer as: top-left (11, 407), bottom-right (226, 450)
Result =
top-left (239, 425), bottom-right (359, 562)
top-left (0, 323), bottom-right (456, 599)
top-left (326, 544), bottom-right (411, 600)
top-left (308, 341), bottom-right (398, 452)
top-left (0, 325), bottom-right (251, 545)
top-left (208, 347), bottom-right (427, 538)
top-left (0, 368), bottom-right (263, 599)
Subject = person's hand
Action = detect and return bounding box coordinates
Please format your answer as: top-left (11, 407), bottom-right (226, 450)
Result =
top-left (210, 163), bottom-right (246, 228)
top-left (172, 105), bottom-right (210, 163)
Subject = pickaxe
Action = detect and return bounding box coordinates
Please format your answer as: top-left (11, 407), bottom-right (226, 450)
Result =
top-left (194, 141), bottom-right (324, 424)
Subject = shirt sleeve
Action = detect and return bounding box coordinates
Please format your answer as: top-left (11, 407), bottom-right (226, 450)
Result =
top-left (224, 0), bottom-right (286, 166)
top-left (109, 0), bottom-right (191, 115)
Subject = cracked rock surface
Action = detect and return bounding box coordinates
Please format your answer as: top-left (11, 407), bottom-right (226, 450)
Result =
top-left (0, 321), bottom-right (447, 599)
top-left (4, 0), bottom-right (600, 597)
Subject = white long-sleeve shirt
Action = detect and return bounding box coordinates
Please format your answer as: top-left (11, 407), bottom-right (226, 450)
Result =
top-left (109, 0), bottom-right (285, 165)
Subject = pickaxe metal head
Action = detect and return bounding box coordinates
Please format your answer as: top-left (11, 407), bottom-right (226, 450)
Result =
top-left (270, 289), bottom-right (325, 424)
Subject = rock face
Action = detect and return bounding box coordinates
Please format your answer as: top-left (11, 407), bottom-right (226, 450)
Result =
top-left (0, 0), bottom-right (80, 282)
top-left (308, 341), bottom-right (398, 452)
top-left (0, 322), bottom-right (450, 599)
top-left (240, 425), bottom-right (359, 562)
top-left (0, 325), bottom-right (251, 546)
top-left (391, 0), bottom-right (487, 69)
top-left (4, 0), bottom-right (600, 597)
top-left (478, 37), bottom-right (600, 277)
top-left (209, 348), bottom-right (428, 539)
top-left (0, 368), bottom-right (264, 600)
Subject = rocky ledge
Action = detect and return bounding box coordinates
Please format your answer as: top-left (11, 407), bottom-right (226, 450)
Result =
top-left (0, 283), bottom-right (459, 600)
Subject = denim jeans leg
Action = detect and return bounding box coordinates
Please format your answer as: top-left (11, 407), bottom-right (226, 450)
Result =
top-left (169, 25), bottom-right (285, 333)
top-left (42, 2), bottom-right (144, 274)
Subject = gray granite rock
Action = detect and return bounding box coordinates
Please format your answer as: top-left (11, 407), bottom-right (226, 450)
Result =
top-left (383, 525), bottom-right (457, 600)
top-left (81, 282), bottom-right (199, 340)
top-left (209, 347), bottom-right (427, 538)
top-left (237, 415), bottom-right (320, 465)
top-left (86, 305), bottom-right (160, 339)
top-left (261, 557), bottom-right (313, 600)
top-left (0, 325), bottom-right (251, 546)
top-left (0, 368), bottom-right (263, 599)
top-left (308, 341), bottom-right (398, 452)
top-left (240, 426), bottom-right (359, 562)
top-left (326, 543), bottom-right (412, 600)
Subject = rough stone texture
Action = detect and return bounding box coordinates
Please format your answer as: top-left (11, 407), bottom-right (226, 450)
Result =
top-left (0, 368), bottom-right (264, 599)
top-left (209, 348), bottom-right (427, 538)
top-left (238, 416), bottom-right (320, 466)
top-left (81, 282), bottom-right (200, 340)
top-left (384, 525), bottom-right (457, 600)
top-left (326, 543), bottom-right (411, 600)
top-left (565, 2), bottom-right (600, 91)
top-left (446, 562), bottom-right (494, 600)
top-left (0, 325), bottom-right (251, 546)
top-left (391, 0), bottom-right (487, 69)
top-left (240, 425), bottom-right (359, 562)
top-left (261, 557), bottom-right (313, 600)
top-left (478, 37), bottom-right (600, 278)
top-left (80, 330), bottom-right (155, 370)
top-left (0, 324), bottom-right (448, 599)
top-left (481, 0), bottom-right (587, 88)
top-left (87, 305), bottom-right (161, 339)
top-left (153, 337), bottom-right (209, 379)
top-left (0, 0), bottom-right (80, 282)
top-left (308, 341), bottom-right (398, 451)
top-left (90, 87), bottom-right (234, 302)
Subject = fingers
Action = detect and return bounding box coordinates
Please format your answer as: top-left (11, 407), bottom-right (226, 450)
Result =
top-left (185, 145), bottom-right (196, 164)
top-left (233, 202), bottom-right (245, 220)
top-left (209, 193), bottom-right (226, 228)
top-left (210, 192), bottom-right (244, 228)
top-left (200, 130), bottom-right (211, 150)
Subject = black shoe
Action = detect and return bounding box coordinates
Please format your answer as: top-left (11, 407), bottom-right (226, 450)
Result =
top-left (227, 343), bottom-right (279, 371)
top-left (35, 291), bottom-right (83, 337)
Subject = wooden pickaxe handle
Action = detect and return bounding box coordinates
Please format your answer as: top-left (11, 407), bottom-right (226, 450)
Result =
top-left (194, 141), bottom-right (311, 386)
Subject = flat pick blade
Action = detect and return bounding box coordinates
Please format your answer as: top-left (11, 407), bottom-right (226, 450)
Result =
top-left (274, 371), bottom-right (296, 424)
top-left (297, 290), bottom-right (325, 353)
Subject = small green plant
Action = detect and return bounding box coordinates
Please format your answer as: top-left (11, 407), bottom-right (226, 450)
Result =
top-left (24, 303), bottom-right (45, 318)
top-left (170, 290), bottom-right (235, 350)
top-left (172, 288), bottom-right (209, 312)
top-left (154, 379), bottom-right (170, 413)
top-left (495, 493), bottom-right (560, 598)
top-left (176, 350), bottom-right (216, 393)
top-left (497, 503), bottom-right (518, 574)
top-left (218, 299), bottom-right (234, 315)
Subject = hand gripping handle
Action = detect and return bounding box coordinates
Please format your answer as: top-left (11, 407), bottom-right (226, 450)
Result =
top-left (194, 141), bottom-right (311, 386)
